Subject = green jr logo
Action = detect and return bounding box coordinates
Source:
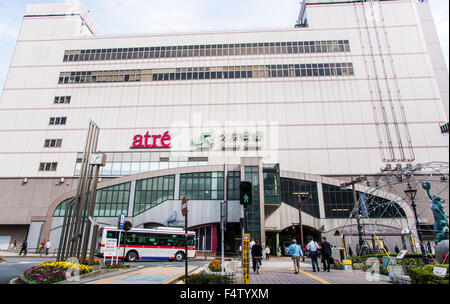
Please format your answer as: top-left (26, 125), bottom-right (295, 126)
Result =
top-left (193, 132), bottom-right (214, 149)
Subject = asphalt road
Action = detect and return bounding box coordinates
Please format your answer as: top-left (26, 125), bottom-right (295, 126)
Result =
top-left (0, 256), bottom-right (209, 284)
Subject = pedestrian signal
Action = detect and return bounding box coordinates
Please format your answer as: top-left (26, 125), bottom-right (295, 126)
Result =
top-left (240, 181), bottom-right (252, 205)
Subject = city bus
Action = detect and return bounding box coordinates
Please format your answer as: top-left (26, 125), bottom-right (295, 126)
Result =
top-left (96, 226), bottom-right (196, 262)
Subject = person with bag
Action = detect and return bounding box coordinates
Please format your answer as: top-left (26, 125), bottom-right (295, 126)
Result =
top-left (287, 239), bottom-right (303, 274)
top-left (307, 238), bottom-right (320, 272)
top-left (321, 237), bottom-right (332, 272)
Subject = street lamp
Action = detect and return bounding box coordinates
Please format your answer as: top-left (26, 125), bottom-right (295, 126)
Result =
top-left (340, 176), bottom-right (367, 256)
top-left (294, 192), bottom-right (310, 261)
top-left (404, 184), bottom-right (429, 265)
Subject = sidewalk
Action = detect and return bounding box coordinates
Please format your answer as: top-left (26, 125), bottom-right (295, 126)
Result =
top-left (234, 257), bottom-right (390, 284)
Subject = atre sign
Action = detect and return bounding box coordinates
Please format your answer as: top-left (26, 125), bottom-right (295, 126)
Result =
top-left (130, 131), bottom-right (171, 149)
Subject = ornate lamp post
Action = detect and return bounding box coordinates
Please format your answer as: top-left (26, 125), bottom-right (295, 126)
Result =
top-left (294, 192), bottom-right (310, 261)
top-left (404, 184), bottom-right (429, 265)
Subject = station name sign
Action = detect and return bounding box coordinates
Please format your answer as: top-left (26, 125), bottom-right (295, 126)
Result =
top-left (130, 131), bottom-right (171, 149)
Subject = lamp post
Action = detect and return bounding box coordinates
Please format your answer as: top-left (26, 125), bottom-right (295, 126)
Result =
top-left (294, 192), bottom-right (309, 261)
top-left (340, 176), bottom-right (367, 256)
top-left (404, 184), bottom-right (429, 265)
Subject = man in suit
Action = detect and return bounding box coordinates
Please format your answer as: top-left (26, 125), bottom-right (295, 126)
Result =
top-left (321, 237), bottom-right (332, 272)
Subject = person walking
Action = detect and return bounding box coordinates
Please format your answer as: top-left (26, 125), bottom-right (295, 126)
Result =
top-left (321, 237), bottom-right (332, 272)
top-left (251, 240), bottom-right (263, 274)
top-left (287, 239), bottom-right (303, 274)
top-left (307, 238), bottom-right (320, 272)
top-left (45, 240), bottom-right (51, 255)
top-left (394, 244), bottom-right (400, 254)
top-left (348, 245), bottom-right (353, 257)
top-left (265, 246), bottom-right (270, 260)
top-left (38, 239), bottom-right (45, 255)
top-left (19, 240), bottom-right (27, 256)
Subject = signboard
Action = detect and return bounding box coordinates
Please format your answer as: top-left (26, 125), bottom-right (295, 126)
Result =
top-left (118, 213), bottom-right (125, 230)
top-left (396, 250), bottom-right (408, 260)
top-left (130, 131), bottom-right (171, 149)
top-left (104, 238), bottom-right (118, 257)
top-left (433, 266), bottom-right (448, 278)
top-left (181, 196), bottom-right (188, 217)
top-left (242, 234), bottom-right (250, 284)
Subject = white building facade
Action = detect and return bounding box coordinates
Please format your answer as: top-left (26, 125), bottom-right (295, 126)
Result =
top-left (0, 1), bottom-right (448, 255)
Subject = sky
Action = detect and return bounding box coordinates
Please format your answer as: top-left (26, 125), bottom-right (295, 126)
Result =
top-left (0, 0), bottom-right (448, 93)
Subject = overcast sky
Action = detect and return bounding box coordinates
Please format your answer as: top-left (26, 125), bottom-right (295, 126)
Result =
top-left (0, 0), bottom-right (448, 93)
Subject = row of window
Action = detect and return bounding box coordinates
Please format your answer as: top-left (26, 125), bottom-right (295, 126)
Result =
top-left (39, 162), bottom-right (57, 171)
top-left (105, 231), bottom-right (195, 247)
top-left (63, 40), bottom-right (351, 62)
top-left (58, 62), bottom-right (354, 85)
top-left (44, 139), bottom-right (62, 148)
top-left (74, 161), bottom-right (209, 176)
top-left (179, 172), bottom-right (225, 200)
top-left (53, 174), bottom-right (406, 219)
top-left (49, 116), bottom-right (67, 125)
top-left (54, 96), bottom-right (71, 104)
top-left (133, 175), bottom-right (175, 216)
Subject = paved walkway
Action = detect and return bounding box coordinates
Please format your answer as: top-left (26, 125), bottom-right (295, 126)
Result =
top-left (83, 265), bottom-right (200, 284)
top-left (234, 257), bottom-right (390, 284)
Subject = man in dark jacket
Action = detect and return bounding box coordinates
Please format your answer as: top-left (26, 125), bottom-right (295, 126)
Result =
top-left (251, 240), bottom-right (263, 273)
top-left (321, 237), bottom-right (332, 272)
top-left (19, 240), bottom-right (27, 256)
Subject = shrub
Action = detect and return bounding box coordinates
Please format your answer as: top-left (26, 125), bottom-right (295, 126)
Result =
top-left (185, 273), bottom-right (233, 284)
top-left (105, 262), bottom-right (129, 269)
top-left (333, 262), bottom-right (343, 270)
top-left (408, 265), bottom-right (449, 284)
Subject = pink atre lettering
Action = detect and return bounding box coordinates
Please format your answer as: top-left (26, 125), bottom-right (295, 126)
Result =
top-left (130, 131), bottom-right (171, 149)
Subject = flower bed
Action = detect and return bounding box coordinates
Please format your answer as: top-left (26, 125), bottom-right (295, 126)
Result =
top-left (209, 258), bottom-right (222, 272)
top-left (23, 261), bottom-right (93, 284)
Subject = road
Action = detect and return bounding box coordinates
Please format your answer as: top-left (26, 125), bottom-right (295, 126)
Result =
top-left (0, 256), bottom-right (208, 284)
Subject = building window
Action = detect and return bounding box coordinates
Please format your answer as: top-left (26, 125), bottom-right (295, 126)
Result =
top-left (95, 182), bottom-right (131, 217)
top-left (44, 139), bottom-right (62, 148)
top-left (54, 96), bottom-right (71, 104)
top-left (280, 178), bottom-right (320, 218)
top-left (58, 62), bottom-right (354, 85)
top-left (49, 117), bottom-right (67, 125)
top-left (227, 171), bottom-right (240, 200)
top-left (39, 162), bottom-right (57, 171)
top-left (322, 184), bottom-right (354, 218)
top-left (244, 166), bottom-right (261, 242)
top-left (62, 40), bottom-right (350, 62)
top-left (54, 182), bottom-right (132, 217)
top-left (133, 175), bottom-right (175, 216)
top-left (180, 172), bottom-right (224, 200)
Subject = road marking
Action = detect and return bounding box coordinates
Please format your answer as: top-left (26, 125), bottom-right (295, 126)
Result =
top-left (298, 270), bottom-right (332, 284)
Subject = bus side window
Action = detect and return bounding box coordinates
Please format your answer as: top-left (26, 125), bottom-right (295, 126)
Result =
top-left (106, 231), bottom-right (118, 239)
top-left (127, 233), bottom-right (137, 245)
top-left (158, 238), bottom-right (168, 246)
top-left (147, 238), bottom-right (158, 246)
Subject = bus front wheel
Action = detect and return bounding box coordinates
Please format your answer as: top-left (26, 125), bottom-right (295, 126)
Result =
top-left (126, 251), bottom-right (139, 262)
top-left (175, 251), bottom-right (185, 262)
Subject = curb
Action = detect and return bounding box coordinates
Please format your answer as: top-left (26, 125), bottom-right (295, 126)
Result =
top-left (167, 266), bottom-right (203, 284)
top-left (15, 266), bottom-right (138, 284)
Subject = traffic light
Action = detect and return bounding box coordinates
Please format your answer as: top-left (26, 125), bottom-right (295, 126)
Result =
top-left (239, 181), bottom-right (252, 205)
